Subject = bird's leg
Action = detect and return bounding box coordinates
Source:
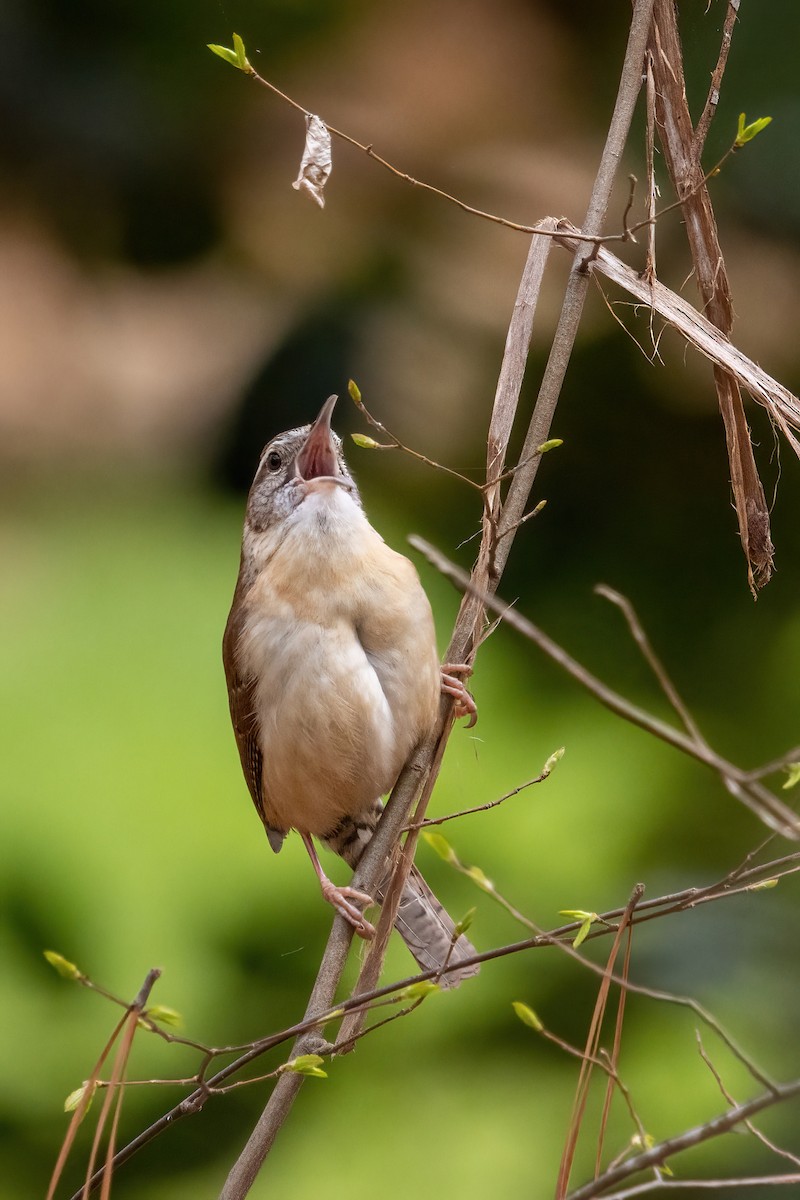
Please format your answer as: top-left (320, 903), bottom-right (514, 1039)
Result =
top-left (440, 663), bottom-right (478, 728)
top-left (300, 833), bottom-right (376, 939)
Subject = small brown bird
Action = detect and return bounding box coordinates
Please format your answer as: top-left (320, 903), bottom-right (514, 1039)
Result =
top-left (223, 395), bottom-right (478, 987)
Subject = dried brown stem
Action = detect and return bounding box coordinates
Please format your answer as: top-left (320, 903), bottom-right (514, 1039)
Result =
top-left (50, 968), bottom-right (160, 1200)
top-left (597, 909), bottom-right (636, 1179)
top-left (649, 0), bottom-right (772, 593)
top-left (552, 227), bottom-right (800, 455)
top-left (643, 49), bottom-right (658, 286)
top-left (557, 887), bottom-right (643, 1198)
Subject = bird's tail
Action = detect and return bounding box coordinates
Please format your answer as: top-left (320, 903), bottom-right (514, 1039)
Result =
top-left (392, 864), bottom-right (480, 988)
top-left (323, 805), bottom-right (479, 990)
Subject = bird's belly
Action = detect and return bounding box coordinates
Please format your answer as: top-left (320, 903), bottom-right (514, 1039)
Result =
top-left (245, 611), bottom-right (403, 836)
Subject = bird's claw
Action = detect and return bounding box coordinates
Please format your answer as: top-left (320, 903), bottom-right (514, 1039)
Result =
top-left (440, 663), bottom-right (478, 728)
top-left (320, 880), bottom-right (376, 940)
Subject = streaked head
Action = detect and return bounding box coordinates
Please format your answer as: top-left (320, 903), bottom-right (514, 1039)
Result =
top-left (245, 395), bottom-right (360, 532)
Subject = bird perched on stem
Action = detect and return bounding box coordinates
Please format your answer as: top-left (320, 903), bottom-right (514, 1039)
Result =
top-left (223, 394), bottom-right (478, 987)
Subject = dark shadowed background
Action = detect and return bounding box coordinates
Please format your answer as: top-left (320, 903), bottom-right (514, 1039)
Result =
top-left (1, 2), bottom-right (799, 1197)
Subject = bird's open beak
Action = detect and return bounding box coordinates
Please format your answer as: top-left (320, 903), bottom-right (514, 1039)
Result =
top-left (295, 394), bottom-right (340, 482)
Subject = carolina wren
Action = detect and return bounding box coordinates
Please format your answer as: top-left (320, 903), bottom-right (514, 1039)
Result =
top-left (223, 395), bottom-right (478, 987)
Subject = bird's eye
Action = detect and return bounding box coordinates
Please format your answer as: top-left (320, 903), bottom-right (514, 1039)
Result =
top-left (266, 451), bottom-right (282, 471)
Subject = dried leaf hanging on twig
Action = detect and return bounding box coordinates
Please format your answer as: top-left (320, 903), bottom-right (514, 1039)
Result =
top-left (292, 114), bottom-right (332, 208)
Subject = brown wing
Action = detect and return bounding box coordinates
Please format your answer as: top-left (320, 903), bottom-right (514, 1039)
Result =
top-left (222, 593), bottom-right (287, 854)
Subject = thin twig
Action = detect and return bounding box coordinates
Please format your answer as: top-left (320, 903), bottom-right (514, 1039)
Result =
top-left (410, 536), bottom-right (800, 838)
top-left (743, 748), bottom-right (800, 782)
top-left (621, 175), bottom-right (638, 242)
top-left (596, 1177), bottom-right (800, 1197)
top-left (249, 66), bottom-right (549, 238)
top-left (246, 65), bottom-right (675, 251)
top-left (692, 0), bottom-right (740, 158)
top-left (594, 584), bottom-right (705, 741)
top-left (404, 766), bottom-right (554, 830)
top-left (696, 1032), bottom-right (800, 1169)
top-left (594, 583), bottom-right (787, 826)
top-left (351, 391), bottom-right (484, 494)
top-left (249, 55), bottom-right (740, 253)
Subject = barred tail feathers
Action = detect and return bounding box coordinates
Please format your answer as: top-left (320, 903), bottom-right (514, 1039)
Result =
top-left (393, 864), bottom-right (479, 989)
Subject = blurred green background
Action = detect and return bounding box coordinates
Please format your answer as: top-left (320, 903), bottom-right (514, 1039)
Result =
top-left (1, 1), bottom-right (799, 1197)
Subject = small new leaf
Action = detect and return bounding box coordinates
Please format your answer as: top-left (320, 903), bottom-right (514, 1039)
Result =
top-left (735, 113), bottom-right (772, 147)
top-left (208, 36), bottom-right (251, 73)
top-left (44, 950), bottom-right (81, 981)
top-left (145, 1004), bottom-right (183, 1028)
top-left (347, 379), bottom-right (362, 404)
top-left (748, 877), bottom-right (778, 891)
top-left (573, 917), bottom-right (594, 948)
top-left (207, 43), bottom-right (239, 67)
top-left (64, 1081), bottom-right (95, 1118)
top-left (350, 433), bottom-right (381, 450)
top-left (536, 438), bottom-right (563, 454)
top-left (782, 762), bottom-right (800, 790)
top-left (422, 830), bottom-right (458, 865)
top-left (454, 907), bottom-right (476, 936)
top-left (558, 910), bottom-right (597, 947)
top-left (397, 980), bottom-right (440, 1001)
top-left (280, 1054), bottom-right (327, 1078)
top-left (467, 865), bottom-right (495, 894)
top-left (207, 33), bottom-right (251, 73)
top-left (233, 32), bottom-right (248, 71)
top-left (512, 1001), bottom-right (543, 1031)
top-left (542, 746), bottom-right (565, 776)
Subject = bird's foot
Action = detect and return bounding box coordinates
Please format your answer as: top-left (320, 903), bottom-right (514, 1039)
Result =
top-left (320, 879), bottom-right (376, 940)
top-left (441, 663), bottom-right (478, 728)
